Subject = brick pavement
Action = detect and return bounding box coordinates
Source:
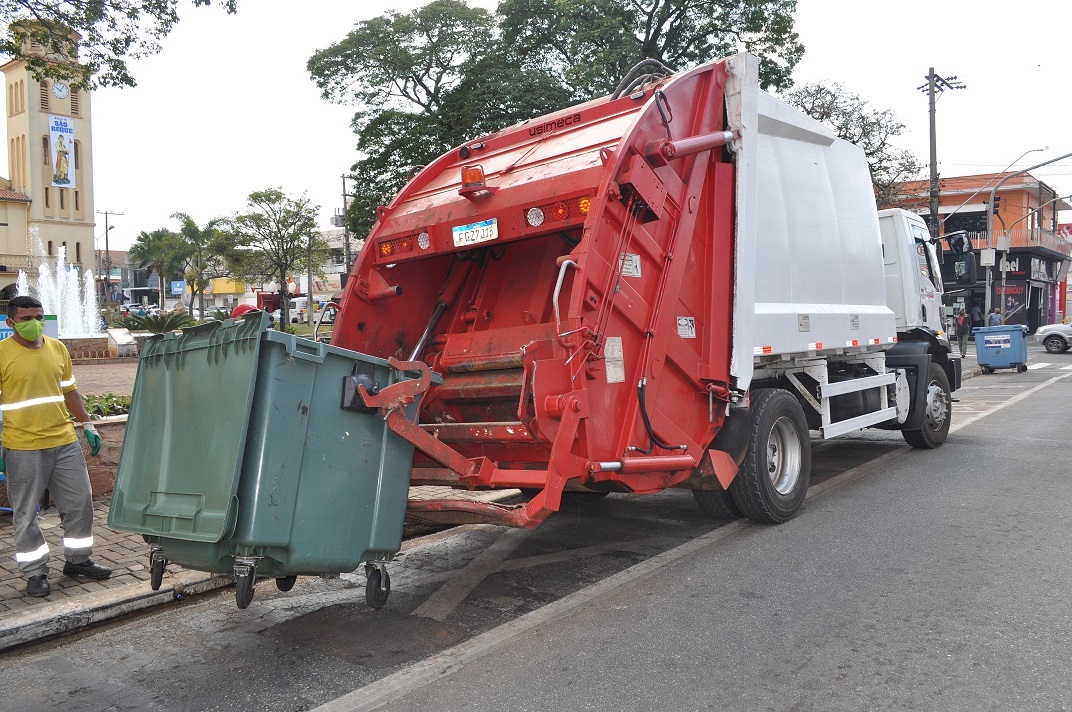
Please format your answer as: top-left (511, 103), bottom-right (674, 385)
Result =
top-left (72, 359), bottom-right (140, 396)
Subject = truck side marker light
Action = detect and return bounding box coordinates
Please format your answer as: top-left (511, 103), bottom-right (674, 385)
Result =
top-left (808, 342), bottom-right (823, 350)
top-left (753, 346), bottom-right (773, 355)
top-left (870, 338), bottom-right (880, 345)
top-left (846, 339), bottom-right (860, 347)
top-left (888, 337), bottom-right (898, 343)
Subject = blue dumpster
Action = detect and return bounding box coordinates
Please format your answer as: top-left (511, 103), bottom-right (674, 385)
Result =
top-left (973, 324), bottom-right (1028, 373)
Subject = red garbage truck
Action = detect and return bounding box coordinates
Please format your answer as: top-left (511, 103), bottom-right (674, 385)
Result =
top-left (333, 53), bottom-right (962, 529)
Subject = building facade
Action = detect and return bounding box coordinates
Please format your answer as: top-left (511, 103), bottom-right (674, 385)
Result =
top-left (898, 172), bottom-right (1072, 330)
top-left (0, 31), bottom-right (95, 299)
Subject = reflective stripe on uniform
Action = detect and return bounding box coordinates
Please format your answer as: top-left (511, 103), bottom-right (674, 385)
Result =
top-left (0, 395), bottom-right (66, 411)
top-left (60, 377), bottom-right (76, 388)
top-left (63, 536), bottom-right (94, 549)
top-left (15, 543), bottom-right (49, 562)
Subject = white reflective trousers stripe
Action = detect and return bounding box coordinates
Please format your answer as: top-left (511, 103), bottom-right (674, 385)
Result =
top-left (15, 542), bottom-right (49, 563)
top-left (0, 394), bottom-right (66, 411)
top-left (63, 536), bottom-right (94, 549)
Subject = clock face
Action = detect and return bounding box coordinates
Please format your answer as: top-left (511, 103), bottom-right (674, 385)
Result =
top-left (52, 81), bottom-right (69, 99)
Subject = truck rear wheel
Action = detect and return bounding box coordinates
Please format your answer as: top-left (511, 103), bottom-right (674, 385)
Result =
top-left (729, 389), bottom-right (811, 523)
top-left (902, 363), bottom-right (951, 449)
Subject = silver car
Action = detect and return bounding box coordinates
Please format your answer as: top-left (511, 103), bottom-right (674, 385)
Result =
top-left (1035, 323), bottom-right (1072, 353)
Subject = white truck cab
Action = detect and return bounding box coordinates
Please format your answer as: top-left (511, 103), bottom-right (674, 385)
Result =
top-left (879, 208), bottom-right (947, 341)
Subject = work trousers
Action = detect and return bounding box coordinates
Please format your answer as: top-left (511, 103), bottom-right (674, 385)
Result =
top-left (958, 334), bottom-right (969, 357)
top-left (4, 442), bottom-right (94, 579)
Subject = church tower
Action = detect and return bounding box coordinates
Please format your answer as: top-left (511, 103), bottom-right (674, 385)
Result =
top-left (0, 26), bottom-right (94, 299)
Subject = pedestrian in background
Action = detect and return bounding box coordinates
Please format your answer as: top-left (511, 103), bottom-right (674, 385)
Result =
top-left (0, 295), bottom-right (110, 598)
top-left (971, 302), bottom-right (984, 329)
top-left (955, 309), bottom-right (972, 357)
top-left (987, 307), bottom-right (1002, 327)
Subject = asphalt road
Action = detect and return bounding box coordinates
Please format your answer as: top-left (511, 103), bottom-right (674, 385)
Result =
top-left (3, 348), bottom-right (1071, 711)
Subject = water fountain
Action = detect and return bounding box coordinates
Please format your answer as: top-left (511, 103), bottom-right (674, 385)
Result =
top-left (14, 228), bottom-right (113, 359)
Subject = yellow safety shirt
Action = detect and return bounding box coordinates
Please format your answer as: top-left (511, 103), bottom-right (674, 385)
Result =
top-left (0, 335), bottom-right (78, 450)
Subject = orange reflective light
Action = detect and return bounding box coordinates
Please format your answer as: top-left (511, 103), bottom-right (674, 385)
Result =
top-left (379, 241), bottom-right (393, 257)
top-left (577, 196), bottom-right (591, 214)
top-left (461, 165), bottom-right (485, 188)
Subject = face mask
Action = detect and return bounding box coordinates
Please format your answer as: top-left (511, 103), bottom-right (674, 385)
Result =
top-left (12, 319), bottom-right (45, 341)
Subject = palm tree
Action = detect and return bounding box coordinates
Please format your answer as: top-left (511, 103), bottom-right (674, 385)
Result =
top-left (172, 212), bottom-right (228, 317)
top-left (127, 228), bottom-right (186, 311)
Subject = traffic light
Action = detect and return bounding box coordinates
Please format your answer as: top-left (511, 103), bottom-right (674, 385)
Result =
top-left (992, 196), bottom-right (1002, 214)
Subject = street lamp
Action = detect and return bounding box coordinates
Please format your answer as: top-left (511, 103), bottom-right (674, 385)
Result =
top-left (939, 146), bottom-right (1047, 228)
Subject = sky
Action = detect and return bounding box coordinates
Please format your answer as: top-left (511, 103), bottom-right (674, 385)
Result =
top-left (10, 0), bottom-right (1072, 250)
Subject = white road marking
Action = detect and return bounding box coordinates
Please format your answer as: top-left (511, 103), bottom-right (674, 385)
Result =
top-left (1062, 365), bottom-right (1072, 371)
top-left (311, 370), bottom-right (1072, 712)
top-left (1027, 362), bottom-right (1050, 370)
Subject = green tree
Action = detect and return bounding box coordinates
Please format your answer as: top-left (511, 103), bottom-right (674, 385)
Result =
top-left (1, 1), bottom-right (237, 89)
top-left (309, 0), bottom-right (573, 237)
top-left (784, 81), bottom-right (923, 210)
top-left (127, 227), bottom-right (187, 310)
top-left (497, 0), bottom-right (804, 98)
top-left (171, 212), bottom-right (229, 318)
top-left (225, 189), bottom-right (328, 327)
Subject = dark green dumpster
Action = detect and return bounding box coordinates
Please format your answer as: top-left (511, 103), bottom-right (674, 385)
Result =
top-left (108, 314), bottom-right (424, 608)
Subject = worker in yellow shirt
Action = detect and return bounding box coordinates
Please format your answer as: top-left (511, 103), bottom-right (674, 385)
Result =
top-left (1, 296), bottom-right (109, 598)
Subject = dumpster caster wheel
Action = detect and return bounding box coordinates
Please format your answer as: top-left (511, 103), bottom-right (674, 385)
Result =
top-left (981, 366), bottom-right (994, 374)
top-left (276, 576), bottom-right (297, 593)
top-left (234, 564), bottom-right (256, 609)
top-left (365, 565), bottom-right (390, 610)
top-left (149, 550), bottom-right (167, 591)
top-left (1017, 364), bottom-right (1027, 373)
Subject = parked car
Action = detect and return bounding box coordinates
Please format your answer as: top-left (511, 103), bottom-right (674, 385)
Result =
top-left (1035, 323), bottom-right (1072, 353)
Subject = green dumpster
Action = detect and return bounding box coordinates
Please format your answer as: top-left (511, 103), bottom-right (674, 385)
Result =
top-left (108, 314), bottom-right (424, 608)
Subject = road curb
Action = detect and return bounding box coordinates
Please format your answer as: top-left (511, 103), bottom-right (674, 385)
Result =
top-left (0, 572), bottom-right (231, 652)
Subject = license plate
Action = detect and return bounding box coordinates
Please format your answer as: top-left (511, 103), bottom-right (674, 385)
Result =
top-left (452, 218), bottom-right (498, 247)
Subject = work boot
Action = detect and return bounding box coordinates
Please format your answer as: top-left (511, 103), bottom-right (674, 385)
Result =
top-left (26, 574), bottom-right (51, 597)
top-left (63, 560), bottom-right (112, 580)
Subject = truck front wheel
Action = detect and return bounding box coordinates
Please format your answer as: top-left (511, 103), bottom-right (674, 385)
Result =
top-left (729, 389), bottom-right (811, 523)
top-left (902, 362), bottom-right (951, 449)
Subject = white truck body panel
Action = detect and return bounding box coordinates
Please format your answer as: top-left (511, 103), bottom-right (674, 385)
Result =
top-left (725, 55), bottom-right (896, 393)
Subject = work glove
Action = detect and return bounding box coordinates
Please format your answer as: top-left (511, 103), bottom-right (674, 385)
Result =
top-left (83, 423), bottom-right (102, 456)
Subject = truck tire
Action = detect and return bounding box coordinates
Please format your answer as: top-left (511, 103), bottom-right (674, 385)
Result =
top-left (692, 489), bottom-right (741, 520)
top-left (902, 362), bottom-right (951, 449)
top-left (729, 389), bottom-right (811, 523)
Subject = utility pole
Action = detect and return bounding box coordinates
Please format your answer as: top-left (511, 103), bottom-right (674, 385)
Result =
top-left (97, 209), bottom-right (123, 321)
top-left (918, 68), bottom-right (965, 239)
top-left (342, 174), bottom-right (352, 274)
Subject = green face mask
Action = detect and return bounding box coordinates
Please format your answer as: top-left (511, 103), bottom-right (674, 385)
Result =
top-left (12, 319), bottom-right (45, 341)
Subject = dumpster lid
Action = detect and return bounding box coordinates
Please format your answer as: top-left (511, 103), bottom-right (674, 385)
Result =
top-left (108, 315), bottom-right (269, 542)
